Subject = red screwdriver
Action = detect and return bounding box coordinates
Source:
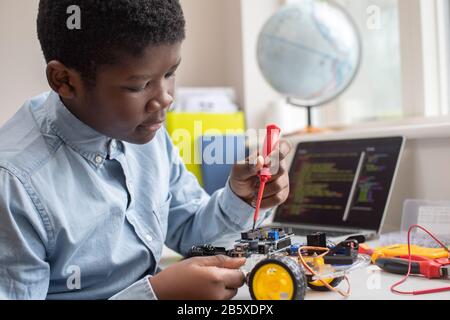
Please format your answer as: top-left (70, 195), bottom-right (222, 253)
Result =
top-left (252, 124), bottom-right (281, 231)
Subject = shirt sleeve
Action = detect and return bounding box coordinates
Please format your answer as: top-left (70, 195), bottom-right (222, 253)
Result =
top-left (0, 168), bottom-right (51, 299)
top-left (108, 275), bottom-right (158, 300)
top-left (163, 130), bottom-right (273, 255)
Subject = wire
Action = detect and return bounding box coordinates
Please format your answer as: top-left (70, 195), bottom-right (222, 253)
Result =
top-left (297, 246), bottom-right (351, 298)
top-left (390, 224), bottom-right (450, 295)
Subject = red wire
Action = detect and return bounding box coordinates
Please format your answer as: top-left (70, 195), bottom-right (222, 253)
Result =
top-left (390, 224), bottom-right (450, 295)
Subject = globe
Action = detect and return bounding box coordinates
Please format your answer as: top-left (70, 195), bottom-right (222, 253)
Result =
top-left (257, 0), bottom-right (361, 118)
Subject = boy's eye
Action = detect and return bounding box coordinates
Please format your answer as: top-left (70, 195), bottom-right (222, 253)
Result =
top-left (126, 87), bottom-right (145, 92)
top-left (165, 72), bottom-right (176, 79)
top-left (123, 73), bottom-right (174, 92)
top-left (124, 82), bottom-right (150, 92)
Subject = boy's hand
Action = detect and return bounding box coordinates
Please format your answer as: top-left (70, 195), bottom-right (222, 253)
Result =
top-left (149, 255), bottom-right (246, 300)
top-left (230, 139), bottom-right (292, 209)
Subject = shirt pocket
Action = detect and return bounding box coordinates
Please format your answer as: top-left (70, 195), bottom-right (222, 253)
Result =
top-left (153, 192), bottom-right (171, 238)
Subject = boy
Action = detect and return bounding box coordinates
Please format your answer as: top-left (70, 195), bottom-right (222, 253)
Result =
top-left (0, 0), bottom-right (291, 299)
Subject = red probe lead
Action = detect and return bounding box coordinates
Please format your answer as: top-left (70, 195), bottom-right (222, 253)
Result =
top-left (390, 224), bottom-right (450, 295)
top-left (252, 124), bottom-right (281, 231)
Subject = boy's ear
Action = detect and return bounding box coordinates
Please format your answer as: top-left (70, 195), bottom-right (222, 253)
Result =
top-left (46, 61), bottom-right (82, 99)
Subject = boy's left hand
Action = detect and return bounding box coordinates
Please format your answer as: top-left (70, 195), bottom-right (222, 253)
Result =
top-left (229, 139), bottom-right (292, 209)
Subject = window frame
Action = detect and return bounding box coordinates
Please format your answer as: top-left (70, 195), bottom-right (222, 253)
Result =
top-left (415, 0), bottom-right (450, 117)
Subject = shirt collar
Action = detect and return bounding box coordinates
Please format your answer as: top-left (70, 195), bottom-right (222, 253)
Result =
top-left (44, 91), bottom-right (124, 166)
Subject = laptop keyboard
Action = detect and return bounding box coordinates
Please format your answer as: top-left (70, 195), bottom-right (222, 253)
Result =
top-left (291, 228), bottom-right (354, 238)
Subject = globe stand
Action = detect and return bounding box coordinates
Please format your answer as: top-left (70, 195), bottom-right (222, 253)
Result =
top-left (285, 97), bottom-right (327, 136)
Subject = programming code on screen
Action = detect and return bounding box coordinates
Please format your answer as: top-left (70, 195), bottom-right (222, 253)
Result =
top-left (277, 138), bottom-right (402, 230)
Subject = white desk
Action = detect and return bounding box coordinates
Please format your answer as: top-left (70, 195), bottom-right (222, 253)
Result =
top-left (160, 236), bottom-right (450, 300)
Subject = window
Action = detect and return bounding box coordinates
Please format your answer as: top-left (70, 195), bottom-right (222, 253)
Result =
top-left (286, 0), bottom-right (450, 127)
top-left (322, 0), bottom-right (403, 126)
top-left (420, 0), bottom-right (450, 116)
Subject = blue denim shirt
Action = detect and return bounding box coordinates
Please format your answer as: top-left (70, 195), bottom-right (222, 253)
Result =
top-left (0, 91), bottom-right (270, 300)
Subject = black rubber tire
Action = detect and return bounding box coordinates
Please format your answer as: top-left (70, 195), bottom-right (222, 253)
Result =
top-left (307, 276), bottom-right (343, 291)
top-left (248, 255), bottom-right (307, 300)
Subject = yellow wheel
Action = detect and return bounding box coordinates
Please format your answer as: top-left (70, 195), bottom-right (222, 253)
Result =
top-left (300, 252), bottom-right (343, 291)
top-left (307, 276), bottom-right (343, 291)
top-left (248, 256), bottom-right (306, 300)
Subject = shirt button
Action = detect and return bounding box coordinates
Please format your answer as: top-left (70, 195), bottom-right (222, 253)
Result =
top-left (95, 155), bottom-right (103, 164)
top-left (146, 234), bottom-right (153, 242)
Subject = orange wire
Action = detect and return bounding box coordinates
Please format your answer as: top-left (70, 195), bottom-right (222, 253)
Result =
top-left (297, 246), bottom-right (351, 298)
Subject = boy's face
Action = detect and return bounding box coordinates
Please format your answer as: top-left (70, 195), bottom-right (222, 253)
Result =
top-left (69, 42), bottom-right (182, 145)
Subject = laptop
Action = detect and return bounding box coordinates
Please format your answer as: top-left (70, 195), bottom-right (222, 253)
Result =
top-left (268, 136), bottom-right (405, 241)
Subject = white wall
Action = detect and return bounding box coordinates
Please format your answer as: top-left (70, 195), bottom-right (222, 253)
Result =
top-left (0, 0), bottom-right (48, 125)
top-left (178, 0), bottom-right (245, 108)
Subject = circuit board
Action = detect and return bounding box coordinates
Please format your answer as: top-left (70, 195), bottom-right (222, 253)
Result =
top-left (187, 227), bottom-right (295, 258)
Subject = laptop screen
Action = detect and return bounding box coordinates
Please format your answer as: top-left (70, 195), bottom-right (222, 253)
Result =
top-left (274, 136), bottom-right (404, 231)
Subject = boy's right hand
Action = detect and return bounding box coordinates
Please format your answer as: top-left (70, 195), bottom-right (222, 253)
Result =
top-left (149, 255), bottom-right (246, 300)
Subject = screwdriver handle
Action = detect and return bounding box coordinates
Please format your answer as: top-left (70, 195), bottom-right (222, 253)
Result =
top-left (252, 124), bottom-right (281, 231)
top-left (259, 124), bottom-right (281, 178)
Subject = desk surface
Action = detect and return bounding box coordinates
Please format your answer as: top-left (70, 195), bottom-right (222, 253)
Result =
top-left (160, 236), bottom-right (450, 300)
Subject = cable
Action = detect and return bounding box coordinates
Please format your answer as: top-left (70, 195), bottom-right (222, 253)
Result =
top-left (390, 224), bottom-right (450, 295)
top-left (297, 246), bottom-right (351, 297)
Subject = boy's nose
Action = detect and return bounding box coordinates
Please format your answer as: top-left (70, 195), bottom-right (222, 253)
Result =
top-left (147, 91), bottom-right (174, 111)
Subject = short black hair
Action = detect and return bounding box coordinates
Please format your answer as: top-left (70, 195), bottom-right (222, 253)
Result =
top-left (37, 0), bottom-right (185, 85)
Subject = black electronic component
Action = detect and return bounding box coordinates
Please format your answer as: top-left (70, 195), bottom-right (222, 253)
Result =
top-left (229, 250), bottom-right (247, 258)
top-left (345, 235), bottom-right (366, 244)
top-left (276, 237), bottom-right (292, 250)
top-left (187, 245), bottom-right (227, 257)
top-left (307, 232), bottom-right (327, 248)
top-left (234, 243), bottom-right (250, 252)
top-left (229, 242), bottom-right (249, 258)
top-left (241, 230), bottom-right (259, 240)
top-left (323, 239), bottom-right (359, 265)
top-left (248, 239), bottom-right (259, 251)
top-left (258, 244), bottom-right (270, 254)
